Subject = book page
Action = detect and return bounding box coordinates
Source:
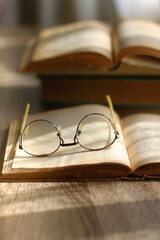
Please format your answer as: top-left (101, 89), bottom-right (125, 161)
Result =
top-left (32, 21), bottom-right (113, 62)
top-left (10, 104), bottom-right (130, 171)
top-left (121, 56), bottom-right (160, 70)
top-left (19, 37), bottom-right (38, 72)
top-left (116, 19), bottom-right (160, 53)
top-left (121, 113), bottom-right (160, 171)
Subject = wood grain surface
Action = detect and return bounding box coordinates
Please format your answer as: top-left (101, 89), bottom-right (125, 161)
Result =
top-left (0, 29), bottom-right (160, 240)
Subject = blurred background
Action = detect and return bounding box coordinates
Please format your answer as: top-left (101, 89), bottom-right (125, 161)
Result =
top-left (0, 0), bottom-right (159, 88)
top-left (0, 0), bottom-right (160, 28)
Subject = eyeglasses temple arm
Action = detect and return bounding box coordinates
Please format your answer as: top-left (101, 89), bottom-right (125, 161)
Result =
top-left (20, 103), bottom-right (30, 135)
top-left (105, 95), bottom-right (119, 134)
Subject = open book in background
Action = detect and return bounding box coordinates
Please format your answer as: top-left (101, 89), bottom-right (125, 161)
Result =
top-left (19, 18), bottom-right (160, 74)
top-left (1, 103), bottom-right (160, 181)
top-left (18, 18), bottom-right (160, 106)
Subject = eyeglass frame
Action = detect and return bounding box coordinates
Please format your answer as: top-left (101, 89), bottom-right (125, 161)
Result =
top-left (19, 95), bottom-right (120, 156)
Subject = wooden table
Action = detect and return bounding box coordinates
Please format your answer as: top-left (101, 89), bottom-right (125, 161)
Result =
top-left (0, 29), bottom-right (160, 240)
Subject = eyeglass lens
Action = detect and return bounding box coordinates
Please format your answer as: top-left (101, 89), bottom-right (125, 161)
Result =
top-left (22, 120), bottom-right (60, 156)
top-left (77, 114), bottom-right (115, 150)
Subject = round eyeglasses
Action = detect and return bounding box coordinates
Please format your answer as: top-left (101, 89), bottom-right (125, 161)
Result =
top-left (19, 113), bottom-right (119, 157)
top-left (19, 95), bottom-right (120, 157)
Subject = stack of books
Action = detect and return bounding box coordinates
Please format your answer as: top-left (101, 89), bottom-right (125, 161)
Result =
top-left (19, 19), bottom-right (160, 105)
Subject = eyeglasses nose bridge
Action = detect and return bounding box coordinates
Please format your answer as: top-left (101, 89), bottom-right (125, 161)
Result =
top-left (58, 125), bottom-right (62, 136)
top-left (57, 125), bottom-right (79, 145)
top-left (74, 122), bottom-right (82, 141)
top-left (57, 125), bottom-right (65, 144)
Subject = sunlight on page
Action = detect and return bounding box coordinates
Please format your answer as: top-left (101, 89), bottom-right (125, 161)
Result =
top-left (2, 120), bottom-right (21, 174)
top-left (117, 19), bottom-right (160, 51)
top-left (33, 21), bottom-right (112, 61)
top-left (122, 113), bottom-right (160, 171)
top-left (3, 141), bottom-right (14, 173)
top-left (13, 137), bottom-right (129, 170)
top-left (11, 104), bottom-right (130, 170)
top-left (118, 19), bottom-right (160, 39)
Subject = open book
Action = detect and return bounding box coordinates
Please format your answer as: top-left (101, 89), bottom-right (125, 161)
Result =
top-left (1, 98), bottom-right (160, 181)
top-left (19, 18), bottom-right (160, 73)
